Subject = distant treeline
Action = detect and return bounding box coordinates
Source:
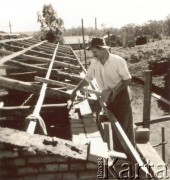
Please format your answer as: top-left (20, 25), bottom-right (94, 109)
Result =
top-left (63, 15), bottom-right (170, 38)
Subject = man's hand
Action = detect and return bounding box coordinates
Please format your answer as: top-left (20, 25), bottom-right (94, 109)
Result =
top-left (100, 89), bottom-right (112, 103)
top-left (108, 88), bottom-right (117, 103)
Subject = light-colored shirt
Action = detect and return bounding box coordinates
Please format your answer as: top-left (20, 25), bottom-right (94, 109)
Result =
top-left (85, 53), bottom-right (131, 91)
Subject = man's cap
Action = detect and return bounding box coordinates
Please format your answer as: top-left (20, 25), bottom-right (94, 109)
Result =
top-left (86, 37), bottom-right (110, 50)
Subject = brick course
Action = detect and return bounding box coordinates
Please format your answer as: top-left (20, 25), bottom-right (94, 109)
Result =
top-left (0, 127), bottom-right (99, 180)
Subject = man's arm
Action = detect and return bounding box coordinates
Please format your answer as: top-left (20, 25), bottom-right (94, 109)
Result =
top-left (113, 79), bottom-right (131, 94)
top-left (108, 79), bottom-right (131, 103)
top-left (70, 79), bottom-right (89, 101)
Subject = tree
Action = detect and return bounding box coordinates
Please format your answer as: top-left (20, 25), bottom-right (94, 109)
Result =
top-left (37, 4), bottom-right (64, 43)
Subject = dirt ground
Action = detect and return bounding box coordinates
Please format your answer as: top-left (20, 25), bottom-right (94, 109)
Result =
top-left (130, 82), bottom-right (170, 167)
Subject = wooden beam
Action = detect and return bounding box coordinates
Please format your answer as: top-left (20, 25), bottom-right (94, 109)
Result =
top-left (32, 44), bottom-right (59, 116)
top-left (0, 103), bottom-right (68, 117)
top-left (20, 54), bottom-right (77, 64)
top-left (35, 76), bottom-right (101, 95)
top-left (135, 115), bottom-right (170, 125)
top-left (0, 36), bottom-right (33, 43)
top-left (25, 42), bottom-right (58, 134)
top-left (10, 41), bottom-right (34, 48)
top-left (35, 45), bottom-right (74, 56)
top-left (12, 43), bottom-right (74, 59)
top-left (8, 71), bottom-right (37, 76)
top-left (102, 122), bottom-right (113, 150)
top-left (23, 49), bottom-right (78, 63)
top-left (152, 92), bottom-right (170, 106)
top-left (56, 50), bottom-right (75, 59)
top-left (20, 54), bottom-right (80, 70)
top-left (100, 100), bottom-right (150, 175)
top-left (1, 43), bottom-right (23, 51)
top-left (7, 60), bottom-right (82, 82)
top-left (0, 76), bottom-right (70, 99)
top-left (0, 40), bottom-right (46, 65)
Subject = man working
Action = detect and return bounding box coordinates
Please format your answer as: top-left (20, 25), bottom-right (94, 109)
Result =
top-left (71, 37), bottom-right (135, 152)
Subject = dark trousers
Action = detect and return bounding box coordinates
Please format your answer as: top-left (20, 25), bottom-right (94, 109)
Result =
top-left (107, 87), bottom-right (135, 152)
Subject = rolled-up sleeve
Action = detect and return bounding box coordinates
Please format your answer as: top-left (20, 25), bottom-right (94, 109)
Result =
top-left (84, 60), bottom-right (96, 83)
top-left (117, 57), bottom-right (132, 80)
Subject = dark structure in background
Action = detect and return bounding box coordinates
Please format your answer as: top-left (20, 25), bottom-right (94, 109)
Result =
top-left (136, 35), bottom-right (148, 45)
top-left (103, 34), bottom-right (122, 47)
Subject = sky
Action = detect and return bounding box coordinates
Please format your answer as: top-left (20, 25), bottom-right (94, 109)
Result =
top-left (0, 0), bottom-right (170, 33)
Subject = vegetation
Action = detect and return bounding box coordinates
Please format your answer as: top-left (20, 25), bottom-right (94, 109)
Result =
top-left (37, 4), bottom-right (64, 43)
top-left (64, 14), bottom-right (170, 41)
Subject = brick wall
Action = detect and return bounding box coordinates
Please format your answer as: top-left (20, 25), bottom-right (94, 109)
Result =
top-left (0, 147), bottom-right (97, 180)
top-left (0, 127), bottom-right (98, 180)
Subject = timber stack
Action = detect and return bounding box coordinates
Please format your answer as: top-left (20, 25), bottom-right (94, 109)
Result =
top-left (0, 36), bottom-right (169, 179)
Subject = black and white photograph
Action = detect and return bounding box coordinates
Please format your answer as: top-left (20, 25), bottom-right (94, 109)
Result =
top-left (0, 0), bottom-right (170, 179)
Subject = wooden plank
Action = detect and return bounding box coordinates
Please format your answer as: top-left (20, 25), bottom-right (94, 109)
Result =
top-left (87, 137), bottom-right (108, 163)
top-left (26, 44), bottom-right (59, 134)
top-left (102, 122), bottom-right (113, 150)
top-left (135, 115), bottom-right (170, 126)
top-left (137, 142), bottom-right (170, 178)
top-left (0, 40), bottom-right (46, 65)
top-left (152, 92), bottom-right (170, 106)
top-left (108, 150), bottom-right (127, 160)
top-left (100, 100), bottom-right (150, 175)
top-left (78, 99), bottom-right (92, 116)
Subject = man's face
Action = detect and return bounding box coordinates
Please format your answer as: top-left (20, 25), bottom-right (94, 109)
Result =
top-left (91, 47), bottom-right (105, 60)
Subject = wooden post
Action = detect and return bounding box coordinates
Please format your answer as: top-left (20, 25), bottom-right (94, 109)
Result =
top-left (9, 21), bottom-right (12, 33)
top-left (78, 38), bottom-right (82, 61)
top-left (168, 69), bottom-right (170, 113)
top-left (143, 70), bottom-right (152, 129)
top-left (103, 122), bottom-right (113, 150)
top-left (162, 127), bottom-right (166, 162)
top-left (107, 31), bottom-right (111, 47)
top-left (107, 31), bottom-right (111, 52)
top-left (81, 18), bottom-right (87, 70)
top-left (95, 17), bottom-right (97, 30)
top-left (122, 30), bottom-right (127, 48)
